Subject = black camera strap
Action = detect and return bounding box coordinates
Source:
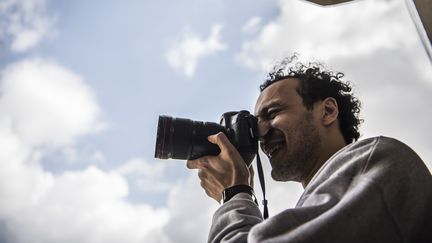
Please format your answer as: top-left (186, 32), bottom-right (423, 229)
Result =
top-left (248, 114), bottom-right (269, 219)
top-left (255, 150), bottom-right (269, 219)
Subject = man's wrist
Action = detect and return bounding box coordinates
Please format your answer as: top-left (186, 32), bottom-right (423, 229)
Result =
top-left (222, 185), bottom-right (258, 205)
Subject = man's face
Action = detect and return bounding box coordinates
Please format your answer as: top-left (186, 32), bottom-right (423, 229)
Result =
top-left (255, 78), bottom-right (322, 182)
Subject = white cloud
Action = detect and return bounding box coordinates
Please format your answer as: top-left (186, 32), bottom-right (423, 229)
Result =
top-left (91, 150), bottom-right (107, 164)
top-left (24, 167), bottom-right (168, 243)
top-left (114, 158), bottom-right (174, 192)
top-left (0, 58), bottom-right (170, 243)
top-left (158, 174), bottom-right (218, 243)
top-left (115, 158), bottom-right (168, 176)
top-left (237, 0), bottom-right (418, 71)
top-left (0, 58), bottom-right (106, 147)
top-left (0, 122), bottom-right (53, 216)
top-left (242, 16), bottom-right (263, 34)
top-left (166, 24), bottom-right (227, 77)
top-left (0, 147), bottom-right (169, 243)
top-left (334, 50), bottom-right (432, 171)
top-left (0, 0), bottom-right (56, 52)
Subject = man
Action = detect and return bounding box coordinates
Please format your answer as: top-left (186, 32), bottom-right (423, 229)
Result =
top-left (186, 58), bottom-right (432, 242)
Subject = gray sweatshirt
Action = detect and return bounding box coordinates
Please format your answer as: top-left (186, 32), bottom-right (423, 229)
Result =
top-left (208, 136), bottom-right (432, 242)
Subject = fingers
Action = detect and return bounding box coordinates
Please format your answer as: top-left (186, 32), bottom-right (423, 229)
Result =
top-left (207, 132), bottom-right (236, 154)
top-left (200, 181), bottom-right (221, 202)
top-left (208, 133), bottom-right (247, 166)
top-left (187, 156), bottom-right (209, 169)
top-left (198, 168), bottom-right (223, 202)
top-left (186, 159), bottom-right (199, 169)
top-left (188, 157), bottom-right (227, 203)
top-left (186, 132), bottom-right (250, 202)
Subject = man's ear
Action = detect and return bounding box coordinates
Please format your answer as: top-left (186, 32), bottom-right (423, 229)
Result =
top-left (321, 97), bottom-right (339, 126)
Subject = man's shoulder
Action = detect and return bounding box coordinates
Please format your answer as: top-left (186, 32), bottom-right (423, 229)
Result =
top-left (322, 136), bottom-right (431, 192)
top-left (352, 136), bottom-right (414, 151)
top-left (343, 136), bottom-right (410, 153)
top-left (299, 137), bottom-right (432, 242)
top-left (304, 135), bottom-right (431, 203)
top-left (337, 136), bottom-right (421, 165)
top-left (345, 136), bottom-right (425, 169)
top-left (311, 136), bottom-right (429, 188)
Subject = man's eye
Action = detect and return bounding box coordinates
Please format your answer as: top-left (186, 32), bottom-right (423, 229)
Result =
top-left (268, 109), bottom-right (281, 119)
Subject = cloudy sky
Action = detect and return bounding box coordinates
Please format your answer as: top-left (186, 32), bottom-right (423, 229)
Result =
top-left (0, 0), bottom-right (431, 242)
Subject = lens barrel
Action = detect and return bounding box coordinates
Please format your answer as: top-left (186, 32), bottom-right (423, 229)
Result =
top-left (154, 116), bottom-right (172, 159)
top-left (154, 116), bottom-right (224, 160)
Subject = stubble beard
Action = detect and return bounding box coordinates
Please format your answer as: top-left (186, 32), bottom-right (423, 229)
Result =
top-left (270, 111), bottom-right (322, 182)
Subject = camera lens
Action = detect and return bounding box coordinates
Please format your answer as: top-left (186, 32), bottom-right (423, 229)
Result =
top-left (154, 115), bottom-right (224, 160)
top-left (154, 116), bottom-right (173, 159)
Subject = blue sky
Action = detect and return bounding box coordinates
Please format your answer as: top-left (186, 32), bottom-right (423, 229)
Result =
top-left (0, 0), bottom-right (431, 242)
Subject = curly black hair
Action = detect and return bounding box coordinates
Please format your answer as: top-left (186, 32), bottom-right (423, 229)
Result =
top-left (260, 56), bottom-right (362, 144)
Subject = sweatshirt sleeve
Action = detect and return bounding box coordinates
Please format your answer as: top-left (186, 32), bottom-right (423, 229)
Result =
top-left (208, 137), bottom-right (432, 243)
top-left (208, 193), bottom-right (263, 243)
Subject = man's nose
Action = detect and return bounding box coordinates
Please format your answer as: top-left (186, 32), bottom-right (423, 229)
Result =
top-left (257, 119), bottom-right (271, 139)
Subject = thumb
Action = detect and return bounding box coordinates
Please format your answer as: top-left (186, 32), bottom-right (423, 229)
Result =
top-left (207, 132), bottom-right (235, 152)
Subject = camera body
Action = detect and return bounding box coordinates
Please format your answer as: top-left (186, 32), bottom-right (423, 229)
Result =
top-left (220, 111), bottom-right (258, 165)
top-left (154, 110), bottom-right (258, 166)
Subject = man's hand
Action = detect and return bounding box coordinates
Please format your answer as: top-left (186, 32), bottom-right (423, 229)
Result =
top-left (186, 132), bottom-right (251, 203)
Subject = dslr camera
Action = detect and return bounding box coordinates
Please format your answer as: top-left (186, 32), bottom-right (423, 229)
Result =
top-left (154, 110), bottom-right (258, 166)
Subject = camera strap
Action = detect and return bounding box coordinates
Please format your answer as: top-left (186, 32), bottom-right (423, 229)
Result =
top-left (255, 150), bottom-right (269, 219)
